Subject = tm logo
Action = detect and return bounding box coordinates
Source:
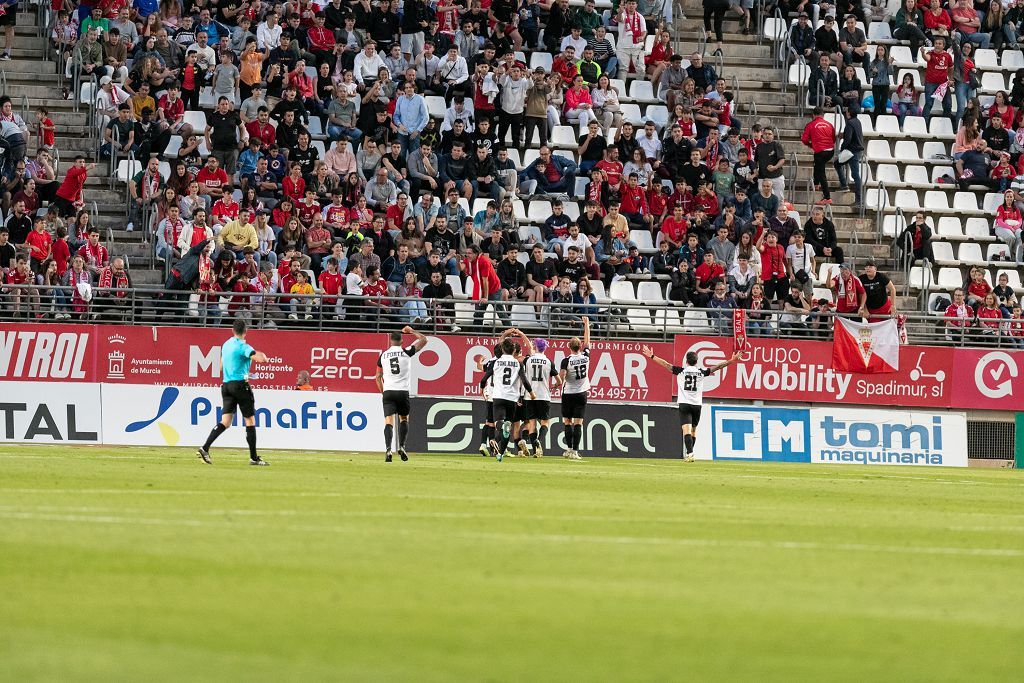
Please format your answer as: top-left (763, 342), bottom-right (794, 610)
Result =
top-left (425, 401), bottom-right (476, 451)
top-left (125, 387), bottom-right (181, 446)
top-left (711, 407), bottom-right (811, 462)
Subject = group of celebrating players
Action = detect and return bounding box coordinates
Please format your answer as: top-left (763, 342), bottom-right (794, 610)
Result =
top-left (198, 316), bottom-right (743, 465)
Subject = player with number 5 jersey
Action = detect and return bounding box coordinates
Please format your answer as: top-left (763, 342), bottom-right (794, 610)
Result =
top-left (376, 326), bottom-right (429, 462)
top-left (558, 316), bottom-right (591, 460)
top-left (642, 346), bottom-right (741, 461)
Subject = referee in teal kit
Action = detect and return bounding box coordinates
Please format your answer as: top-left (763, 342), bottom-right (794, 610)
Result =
top-left (198, 318), bottom-right (270, 466)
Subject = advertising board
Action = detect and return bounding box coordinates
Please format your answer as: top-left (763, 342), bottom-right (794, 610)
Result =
top-left (695, 405), bottom-right (969, 467)
top-left (0, 381), bottom-right (102, 444)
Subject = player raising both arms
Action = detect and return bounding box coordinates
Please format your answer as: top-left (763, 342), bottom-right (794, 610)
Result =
top-left (521, 335), bottom-right (561, 457)
top-left (479, 336), bottom-right (536, 462)
top-left (376, 326), bottom-right (429, 462)
top-left (558, 316), bottom-right (590, 460)
top-left (477, 328), bottom-right (518, 457)
top-left (198, 318), bottom-right (270, 466)
top-left (642, 346), bottom-right (741, 461)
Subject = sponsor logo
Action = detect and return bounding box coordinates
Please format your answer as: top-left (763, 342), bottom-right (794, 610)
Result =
top-left (125, 387), bottom-right (181, 446)
top-left (425, 401), bottom-right (476, 451)
top-left (973, 351), bottom-right (1017, 399)
top-left (706, 406), bottom-right (960, 466)
top-left (0, 331), bottom-right (89, 379)
top-left (106, 334), bottom-right (126, 380)
top-left (711, 407), bottom-right (812, 462)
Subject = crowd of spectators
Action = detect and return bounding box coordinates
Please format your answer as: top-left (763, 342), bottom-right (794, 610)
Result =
top-left (0, 0), bottom-right (1016, 345)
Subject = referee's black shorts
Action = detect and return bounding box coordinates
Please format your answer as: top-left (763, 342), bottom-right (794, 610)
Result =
top-left (525, 399), bottom-right (550, 421)
top-left (560, 392), bottom-right (587, 419)
top-left (492, 398), bottom-right (518, 423)
top-left (382, 390), bottom-right (411, 417)
top-left (222, 380), bottom-right (256, 419)
top-left (678, 402), bottom-right (703, 427)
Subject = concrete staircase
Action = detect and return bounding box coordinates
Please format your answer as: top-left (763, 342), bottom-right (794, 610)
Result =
top-left (3, 10), bottom-right (157, 283)
top-left (671, 4), bottom-right (918, 313)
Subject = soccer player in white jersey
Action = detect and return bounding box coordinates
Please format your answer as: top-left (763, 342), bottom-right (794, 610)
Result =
top-left (477, 328), bottom-right (517, 457)
top-left (557, 316), bottom-right (590, 460)
top-left (479, 336), bottom-right (536, 462)
top-left (642, 346), bottom-right (741, 461)
top-left (521, 334), bottom-right (561, 457)
top-left (375, 326), bottom-right (428, 462)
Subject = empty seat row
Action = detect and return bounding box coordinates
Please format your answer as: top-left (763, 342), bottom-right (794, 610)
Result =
top-left (865, 188), bottom-right (1003, 214)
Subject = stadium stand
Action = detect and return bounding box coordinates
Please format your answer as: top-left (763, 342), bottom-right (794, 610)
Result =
top-left (0, 0), bottom-right (1022, 346)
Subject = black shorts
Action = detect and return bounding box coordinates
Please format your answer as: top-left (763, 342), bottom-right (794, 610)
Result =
top-left (561, 392), bottom-right (588, 419)
top-left (382, 390), bottom-right (411, 417)
top-left (0, 6), bottom-right (16, 28)
top-left (222, 380), bottom-right (256, 419)
top-left (492, 398), bottom-right (519, 424)
top-left (678, 403), bottom-right (703, 427)
top-left (484, 399), bottom-right (494, 423)
top-left (525, 399), bottom-right (550, 421)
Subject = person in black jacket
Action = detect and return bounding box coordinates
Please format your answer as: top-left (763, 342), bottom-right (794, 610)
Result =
top-left (834, 106), bottom-right (864, 203)
top-left (788, 12), bottom-right (816, 63)
top-left (159, 238), bottom-right (214, 319)
top-left (651, 240), bottom-right (678, 276)
top-left (807, 53), bottom-right (839, 108)
top-left (803, 206), bottom-right (843, 264)
top-left (669, 259), bottom-right (695, 305)
top-left (896, 211), bottom-right (934, 270)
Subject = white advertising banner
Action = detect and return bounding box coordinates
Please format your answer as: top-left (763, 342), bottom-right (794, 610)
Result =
top-left (0, 381), bottom-right (102, 444)
top-left (101, 384), bottom-right (385, 452)
top-left (695, 405), bottom-right (969, 467)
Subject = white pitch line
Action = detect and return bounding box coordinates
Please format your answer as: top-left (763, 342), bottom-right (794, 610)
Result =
top-left (0, 510), bottom-right (1021, 559)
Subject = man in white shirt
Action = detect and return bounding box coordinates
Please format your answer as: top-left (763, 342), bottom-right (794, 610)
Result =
top-left (440, 96), bottom-right (475, 133)
top-left (616, 0), bottom-right (647, 79)
top-left (635, 121), bottom-right (662, 161)
top-left (785, 229), bottom-right (817, 297)
top-left (94, 75), bottom-right (131, 132)
top-left (256, 12), bottom-right (282, 51)
top-left (434, 45), bottom-right (469, 97)
top-left (186, 31), bottom-right (217, 73)
top-left (413, 41), bottom-right (441, 93)
top-left (560, 25), bottom-right (588, 57)
top-left (353, 41), bottom-right (386, 88)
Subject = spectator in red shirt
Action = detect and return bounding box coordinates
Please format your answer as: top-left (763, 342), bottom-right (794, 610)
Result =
top-left (245, 108), bottom-right (277, 151)
top-left (965, 265), bottom-right (992, 309)
top-left (53, 156), bottom-right (96, 218)
top-left (660, 205), bottom-right (689, 250)
top-left (361, 264), bottom-right (392, 321)
top-left (25, 218), bottom-right (53, 272)
top-left (282, 163), bottom-right (307, 204)
top-left (3, 255), bottom-right (39, 317)
top-left (618, 173), bottom-right (649, 230)
top-left (759, 230), bottom-right (789, 306)
top-left (976, 292), bottom-right (1005, 336)
top-left (52, 226), bottom-right (71, 278)
top-left (831, 262), bottom-right (867, 317)
top-left (694, 182), bottom-right (720, 220)
top-left (305, 214), bottom-right (333, 274)
top-left (462, 243), bottom-right (508, 330)
top-left (156, 83), bottom-right (193, 138)
top-left (196, 156), bottom-right (229, 200)
top-left (921, 35), bottom-right (953, 120)
top-left (317, 256), bottom-right (344, 317)
top-left (210, 190), bottom-right (241, 228)
top-left (693, 250), bottom-right (725, 306)
top-left (944, 287), bottom-right (974, 341)
top-left (800, 107), bottom-right (836, 205)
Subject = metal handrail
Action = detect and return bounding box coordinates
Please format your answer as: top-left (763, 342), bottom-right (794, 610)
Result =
top-left (697, 25), bottom-right (707, 57)
top-left (874, 180), bottom-right (887, 244)
top-left (756, 0), bottom-right (766, 46)
top-left (0, 69), bottom-right (6, 98)
top-left (731, 74), bottom-right (741, 116)
top-left (787, 151), bottom-right (799, 206)
top-left (804, 171), bottom-right (814, 215)
top-left (713, 50), bottom-right (724, 80)
top-left (19, 94), bottom-right (27, 125)
top-left (918, 258), bottom-right (932, 310)
top-left (672, 1), bottom-right (686, 56)
top-left (858, 153), bottom-right (870, 218)
top-left (0, 285), bottom-right (1017, 348)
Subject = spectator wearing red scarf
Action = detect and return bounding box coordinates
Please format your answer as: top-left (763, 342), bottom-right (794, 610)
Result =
top-left (831, 263), bottom-right (867, 316)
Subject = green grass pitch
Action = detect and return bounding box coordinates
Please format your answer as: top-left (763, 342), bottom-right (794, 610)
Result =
top-left (1, 445), bottom-right (1022, 682)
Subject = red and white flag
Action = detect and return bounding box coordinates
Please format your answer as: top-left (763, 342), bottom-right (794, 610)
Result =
top-left (832, 318), bottom-right (900, 374)
top-left (733, 308), bottom-right (747, 353)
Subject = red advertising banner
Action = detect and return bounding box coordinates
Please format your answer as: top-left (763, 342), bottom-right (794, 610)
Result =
top-left (0, 324), bottom-right (675, 402)
top-left (5, 322), bottom-right (1023, 411)
top-left (672, 335), bottom-right (956, 409)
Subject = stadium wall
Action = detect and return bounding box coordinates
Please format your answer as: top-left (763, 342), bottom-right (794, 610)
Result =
top-left (2, 323), bottom-right (1023, 411)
